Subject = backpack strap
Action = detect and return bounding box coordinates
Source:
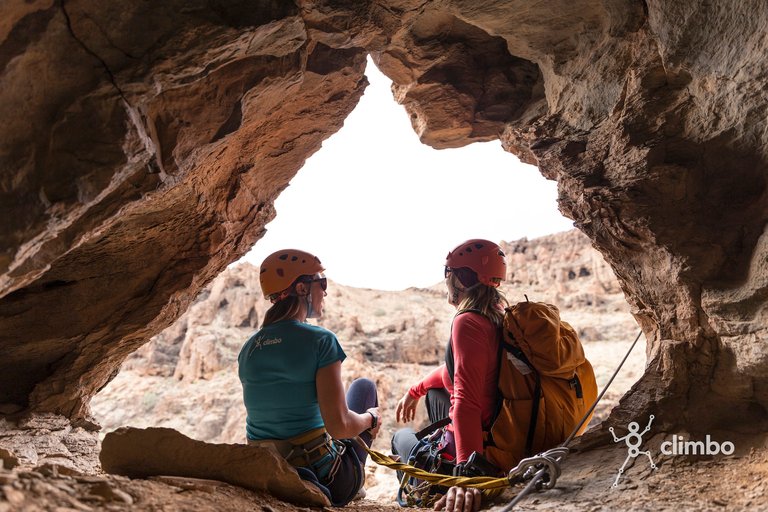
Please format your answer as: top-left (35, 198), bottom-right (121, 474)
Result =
top-left (415, 417), bottom-right (452, 440)
top-left (569, 375), bottom-right (584, 398)
top-left (445, 308), bottom-right (483, 384)
top-left (526, 370), bottom-right (542, 457)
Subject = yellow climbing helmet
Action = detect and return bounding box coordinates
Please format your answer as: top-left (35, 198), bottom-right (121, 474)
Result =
top-left (259, 249), bottom-right (324, 301)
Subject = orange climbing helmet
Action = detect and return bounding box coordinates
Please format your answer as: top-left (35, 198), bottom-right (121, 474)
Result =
top-left (445, 239), bottom-right (506, 287)
top-left (259, 249), bottom-right (324, 300)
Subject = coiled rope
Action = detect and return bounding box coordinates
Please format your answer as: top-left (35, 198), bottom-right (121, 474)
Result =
top-left (353, 438), bottom-right (511, 501)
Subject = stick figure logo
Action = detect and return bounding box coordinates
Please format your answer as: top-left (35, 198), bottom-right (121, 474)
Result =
top-left (609, 415), bottom-right (657, 487)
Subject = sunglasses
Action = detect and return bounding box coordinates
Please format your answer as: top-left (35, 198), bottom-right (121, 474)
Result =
top-left (310, 277), bottom-right (328, 291)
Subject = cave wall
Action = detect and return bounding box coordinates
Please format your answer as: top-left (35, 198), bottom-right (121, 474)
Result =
top-left (1, 0), bottom-right (767, 432)
top-left (0, 0), bottom-right (368, 420)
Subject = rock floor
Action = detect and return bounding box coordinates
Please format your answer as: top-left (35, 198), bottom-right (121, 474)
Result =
top-left (2, 435), bottom-right (767, 512)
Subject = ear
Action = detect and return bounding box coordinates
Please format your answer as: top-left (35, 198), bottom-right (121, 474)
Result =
top-left (294, 282), bottom-right (308, 295)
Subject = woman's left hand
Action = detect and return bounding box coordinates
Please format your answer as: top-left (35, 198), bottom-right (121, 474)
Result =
top-left (396, 391), bottom-right (419, 423)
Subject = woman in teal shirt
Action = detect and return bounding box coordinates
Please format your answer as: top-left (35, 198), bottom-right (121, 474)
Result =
top-left (238, 249), bottom-right (381, 506)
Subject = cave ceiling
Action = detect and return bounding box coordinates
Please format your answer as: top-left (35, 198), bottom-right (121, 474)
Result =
top-left (0, 0), bottom-right (766, 432)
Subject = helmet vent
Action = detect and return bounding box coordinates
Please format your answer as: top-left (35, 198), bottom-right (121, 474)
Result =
top-left (291, 256), bottom-right (298, 261)
top-left (276, 268), bottom-right (284, 277)
top-left (278, 254), bottom-right (289, 260)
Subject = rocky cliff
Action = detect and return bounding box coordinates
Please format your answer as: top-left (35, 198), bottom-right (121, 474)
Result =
top-left (1, 0), bottom-right (767, 456)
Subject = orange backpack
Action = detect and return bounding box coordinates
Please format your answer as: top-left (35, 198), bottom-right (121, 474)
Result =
top-left (483, 299), bottom-right (598, 472)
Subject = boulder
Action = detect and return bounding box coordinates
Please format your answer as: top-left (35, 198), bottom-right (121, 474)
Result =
top-left (100, 427), bottom-right (330, 507)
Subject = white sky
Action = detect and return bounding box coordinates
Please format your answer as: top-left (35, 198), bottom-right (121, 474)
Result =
top-left (239, 58), bottom-right (573, 290)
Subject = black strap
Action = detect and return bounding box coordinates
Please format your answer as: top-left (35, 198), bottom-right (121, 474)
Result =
top-left (525, 371), bottom-right (541, 457)
top-left (502, 332), bottom-right (541, 457)
top-left (501, 337), bottom-right (534, 367)
top-left (569, 374), bottom-right (583, 398)
top-left (445, 308), bottom-right (483, 384)
top-left (445, 336), bottom-right (454, 384)
top-left (487, 324), bottom-right (505, 442)
top-left (415, 417), bottom-right (452, 440)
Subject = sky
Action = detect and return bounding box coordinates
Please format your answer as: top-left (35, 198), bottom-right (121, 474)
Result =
top-left (239, 57), bottom-right (573, 290)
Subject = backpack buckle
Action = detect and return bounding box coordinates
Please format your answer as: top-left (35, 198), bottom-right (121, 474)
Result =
top-left (569, 375), bottom-right (583, 399)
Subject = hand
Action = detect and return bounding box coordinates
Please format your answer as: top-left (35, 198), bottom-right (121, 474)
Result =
top-left (396, 391), bottom-right (419, 423)
top-left (365, 407), bottom-right (381, 439)
top-left (434, 487), bottom-right (481, 512)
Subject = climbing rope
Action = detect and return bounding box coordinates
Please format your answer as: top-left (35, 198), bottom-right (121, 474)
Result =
top-left (353, 437), bottom-right (513, 497)
top-left (355, 329), bottom-right (645, 509)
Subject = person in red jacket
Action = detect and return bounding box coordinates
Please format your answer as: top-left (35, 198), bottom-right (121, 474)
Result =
top-left (392, 239), bottom-right (508, 512)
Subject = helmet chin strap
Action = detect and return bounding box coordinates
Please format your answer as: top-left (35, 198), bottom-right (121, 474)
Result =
top-left (448, 277), bottom-right (480, 306)
top-left (305, 291), bottom-right (316, 319)
top-left (449, 278), bottom-right (464, 306)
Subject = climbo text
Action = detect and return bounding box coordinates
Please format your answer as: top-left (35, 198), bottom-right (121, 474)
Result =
top-left (660, 435), bottom-right (735, 456)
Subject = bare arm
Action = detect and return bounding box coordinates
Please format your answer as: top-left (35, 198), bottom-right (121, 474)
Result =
top-left (316, 361), bottom-right (378, 439)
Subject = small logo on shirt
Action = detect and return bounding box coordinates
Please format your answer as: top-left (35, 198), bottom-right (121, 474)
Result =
top-left (247, 336), bottom-right (282, 356)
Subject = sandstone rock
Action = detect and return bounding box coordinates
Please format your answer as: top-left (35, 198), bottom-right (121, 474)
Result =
top-left (86, 481), bottom-right (133, 504)
top-left (0, 0), bottom-right (766, 452)
top-left (0, 448), bottom-right (18, 470)
top-left (375, 1), bottom-right (768, 432)
top-left (149, 475), bottom-right (226, 493)
top-left (1, 485), bottom-right (25, 506)
top-left (500, 230), bottom-right (622, 296)
top-left (0, 473), bottom-right (18, 485)
top-left (37, 460), bottom-right (84, 477)
top-left (100, 427), bottom-right (330, 507)
top-left (0, 1), bottom-right (368, 420)
top-left (0, 414), bottom-right (100, 475)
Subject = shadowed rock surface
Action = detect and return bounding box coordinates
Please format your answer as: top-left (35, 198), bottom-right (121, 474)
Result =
top-left (1, 0), bottom-right (766, 454)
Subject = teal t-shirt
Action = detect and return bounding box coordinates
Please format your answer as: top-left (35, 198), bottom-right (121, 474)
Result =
top-left (237, 319), bottom-right (346, 440)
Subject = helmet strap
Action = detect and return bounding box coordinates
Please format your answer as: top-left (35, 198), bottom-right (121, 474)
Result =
top-left (297, 281), bottom-right (315, 319)
top-left (448, 275), bottom-right (464, 306)
top-left (305, 292), bottom-right (315, 319)
top-left (465, 281), bottom-right (482, 292)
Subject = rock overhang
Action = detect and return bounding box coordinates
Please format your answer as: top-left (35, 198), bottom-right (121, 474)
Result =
top-left (0, 0), bottom-right (766, 434)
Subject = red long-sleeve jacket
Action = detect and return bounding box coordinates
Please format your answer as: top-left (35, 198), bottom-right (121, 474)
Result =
top-left (408, 312), bottom-right (499, 463)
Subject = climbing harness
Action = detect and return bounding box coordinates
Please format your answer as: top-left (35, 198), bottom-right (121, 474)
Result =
top-left (358, 329), bottom-right (644, 509)
top-left (251, 427), bottom-right (344, 482)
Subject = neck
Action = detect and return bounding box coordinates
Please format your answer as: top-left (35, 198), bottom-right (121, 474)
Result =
top-left (292, 299), bottom-right (309, 322)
